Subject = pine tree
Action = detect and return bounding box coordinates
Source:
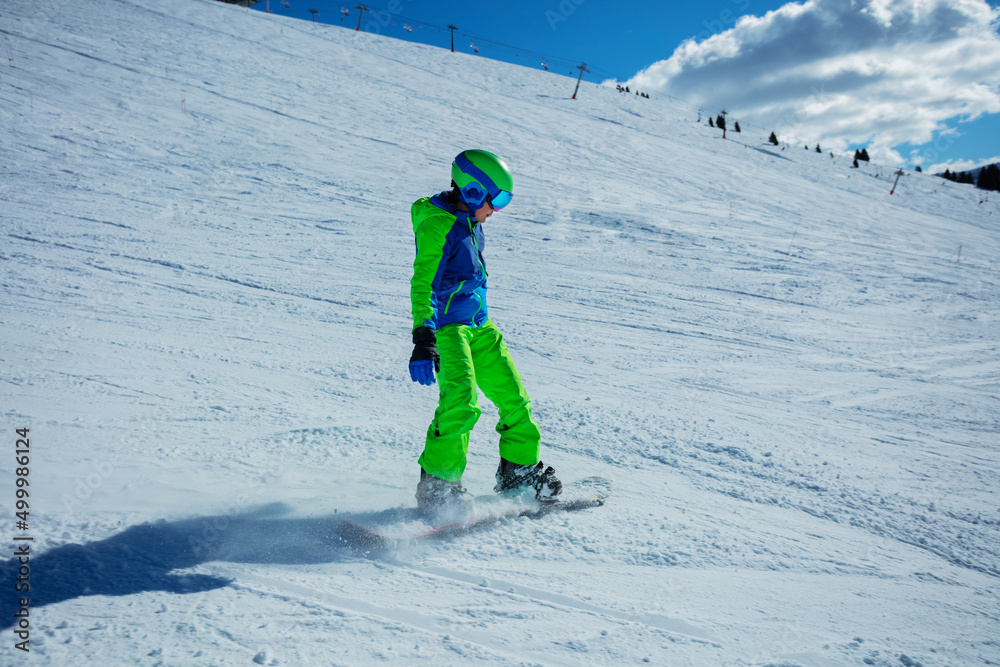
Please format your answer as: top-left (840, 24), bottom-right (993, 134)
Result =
top-left (709, 117), bottom-right (715, 127)
top-left (915, 166), bottom-right (922, 173)
top-left (853, 158), bottom-right (859, 168)
top-left (734, 121), bottom-right (741, 133)
top-left (976, 166), bottom-right (989, 189)
top-left (859, 149), bottom-right (870, 162)
top-left (943, 169), bottom-right (953, 181)
top-left (815, 144), bottom-right (822, 153)
top-left (716, 114), bottom-right (726, 132)
top-left (769, 131), bottom-right (779, 146)
top-left (977, 163), bottom-right (1000, 191)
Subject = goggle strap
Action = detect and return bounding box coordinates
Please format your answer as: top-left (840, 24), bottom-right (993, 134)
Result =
top-left (455, 153), bottom-right (501, 200)
top-left (461, 184), bottom-right (487, 207)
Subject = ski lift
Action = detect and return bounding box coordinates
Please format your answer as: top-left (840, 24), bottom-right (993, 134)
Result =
top-left (470, 41), bottom-right (479, 53)
top-left (542, 60), bottom-right (549, 70)
top-left (403, 23), bottom-right (413, 32)
top-left (340, 5), bottom-right (350, 16)
top-left (282, 0), bottom-right (289, 7)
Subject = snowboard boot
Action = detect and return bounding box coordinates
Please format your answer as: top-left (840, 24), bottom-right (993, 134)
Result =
top-left (415, 468), bottom-right (473, 516)
top-left (493, 458), bottom-right (563, 502)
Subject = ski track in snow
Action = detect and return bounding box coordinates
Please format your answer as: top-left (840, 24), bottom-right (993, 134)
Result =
top-left (1, 0), bottom-right (999, 664)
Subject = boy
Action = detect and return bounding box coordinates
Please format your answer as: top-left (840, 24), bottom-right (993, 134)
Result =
top-left (408, 149), bottom-right (562, 512)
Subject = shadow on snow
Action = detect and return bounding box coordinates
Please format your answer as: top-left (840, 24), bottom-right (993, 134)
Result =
top-left (0, 502), bottom-right (404, 629)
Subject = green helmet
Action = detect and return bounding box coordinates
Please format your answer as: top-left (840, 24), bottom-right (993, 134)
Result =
top-left (451, 150), bottom-right (514, 211)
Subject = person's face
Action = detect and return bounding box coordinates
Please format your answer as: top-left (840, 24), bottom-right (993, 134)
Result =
top-left (473, 199), bottom-right (494, 223)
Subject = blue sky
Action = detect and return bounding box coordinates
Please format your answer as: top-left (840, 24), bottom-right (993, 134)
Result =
top-left (252, 0), bottom-right (1000, 172)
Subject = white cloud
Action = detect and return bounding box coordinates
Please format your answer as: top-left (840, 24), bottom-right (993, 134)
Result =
top-left (624, 0), bottom-right (1000, 165)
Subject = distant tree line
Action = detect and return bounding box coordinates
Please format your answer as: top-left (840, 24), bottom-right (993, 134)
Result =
top-left (615, 84), bottom-right (649, 98)
top-left (944, 169), bottom-right (976, 185)
top-left (708, 112), bottom-right (740, 134)
top-left (943, 163), bottom-right (1000, 191)
top-left (684, 102), bottom-right (996, 189)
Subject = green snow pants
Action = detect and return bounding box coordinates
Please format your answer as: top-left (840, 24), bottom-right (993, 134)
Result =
top-left (418, 320), bottom-right (541, 483)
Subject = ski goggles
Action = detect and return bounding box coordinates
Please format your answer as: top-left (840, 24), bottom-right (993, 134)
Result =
top-left (459, 182), bottom-right (512, 211)
top-left (487, 189), bottom-right (513, 211)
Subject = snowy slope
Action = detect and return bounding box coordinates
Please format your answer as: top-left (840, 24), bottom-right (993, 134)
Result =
top-left (2, 0), bottom-right (999, 664)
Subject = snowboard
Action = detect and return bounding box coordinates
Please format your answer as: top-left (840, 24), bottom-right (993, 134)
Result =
top-left (344, 476), bottom-right (611, 546)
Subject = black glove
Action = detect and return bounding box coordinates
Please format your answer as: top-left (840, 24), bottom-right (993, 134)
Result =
top-left (409, 326), bottom-right (440, 385)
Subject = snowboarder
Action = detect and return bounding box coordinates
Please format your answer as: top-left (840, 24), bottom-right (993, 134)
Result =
top-left (408, 150), bottom-right (562, 512)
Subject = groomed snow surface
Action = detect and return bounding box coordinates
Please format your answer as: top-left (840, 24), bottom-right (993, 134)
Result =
top-left (2, 0), bottom-right (999, 664)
